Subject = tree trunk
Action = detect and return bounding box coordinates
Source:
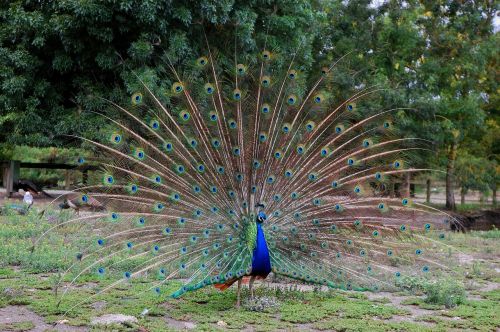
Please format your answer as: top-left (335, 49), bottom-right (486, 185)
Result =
top-left (426, 178), bottom-right (431, 203)
top-left (460, 187), bottom-right (466, 205)
top-left (64, 170), bottom-right (71, 190)
top-left (445, 141), bottom-right (457, 211)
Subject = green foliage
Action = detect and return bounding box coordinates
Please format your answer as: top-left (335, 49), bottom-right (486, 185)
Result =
top-left (455, 116), bottom-right (499, 198)
top-left (1, 1), bottom-right (497, 206)
top-left (1, 145), bottom-right (90, 188)
top-left (456, 151), bottom-right (495, 194)
top-left (396, 276), bottom-right (466, 308)
top-left (0, 209), bottom-right (79, 273)
top-left (424, 280), bottom-right (466, 309)
top-left (0, 321), bottom-right (35, 332)
top-left (243, 296), bottom-right (280, 312)
top-left (0, 0), bottom-right (319, 146)
top-left (472, 227), bottom-right (500, 239)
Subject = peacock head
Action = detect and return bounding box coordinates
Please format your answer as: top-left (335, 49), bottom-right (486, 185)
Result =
top-left (257, 211), bottom-right (267, 223)
top-left (255, 203), bottom-right (267, 223)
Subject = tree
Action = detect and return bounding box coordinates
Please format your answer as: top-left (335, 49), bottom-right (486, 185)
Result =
top-left (455, 151), bottom-right (494, 205)
top-left (0, 0), bottom-right (321, 147)
top-left (1, 0), bottom-right (497, 211)
top-left (414, 0), bottom-right (497, 210)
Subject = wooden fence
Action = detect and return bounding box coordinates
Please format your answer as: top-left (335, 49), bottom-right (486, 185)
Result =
top-left (1, 160), bottom-right (98, 197)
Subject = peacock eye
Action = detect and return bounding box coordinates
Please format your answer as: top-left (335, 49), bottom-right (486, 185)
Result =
top-left (172, 82), bottom-right (184, 94)
top-left (261, 76), bottom-right (270, 87)
top-left (204, 83), bottom-right (214, 94)
top-left (261, 103), bottom-right (271, 114)
top-left (197, 56), bottom-right (208, 66)
top-left (131, 92), bottom-right (142, 105)
top-left (233, 89), bottom-right (241, 100)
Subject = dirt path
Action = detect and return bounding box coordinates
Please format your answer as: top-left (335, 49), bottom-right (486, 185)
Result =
top-left (0, 305), bottom-right (88, 331)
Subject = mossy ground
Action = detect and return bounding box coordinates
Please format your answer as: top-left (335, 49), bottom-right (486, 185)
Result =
top-left (0, 210), bottom-right (498, 331)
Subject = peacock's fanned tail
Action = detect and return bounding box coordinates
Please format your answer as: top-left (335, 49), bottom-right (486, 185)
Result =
top-left (39, 42), bottom-right (460, 307)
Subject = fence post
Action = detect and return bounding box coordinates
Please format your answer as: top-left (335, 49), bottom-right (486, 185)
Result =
top-left (4, 160), bottom-right (20, 198)
top-left (65, 170), bottom-right (71, 190)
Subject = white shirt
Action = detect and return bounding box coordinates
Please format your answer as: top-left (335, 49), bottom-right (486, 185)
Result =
top-left (23, 192), bottom-right (33, 205)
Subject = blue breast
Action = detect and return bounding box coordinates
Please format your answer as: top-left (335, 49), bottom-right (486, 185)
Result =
top-left (251, 223), bottom-right (272, 276)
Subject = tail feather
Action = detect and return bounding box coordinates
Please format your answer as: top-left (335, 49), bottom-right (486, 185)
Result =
top-left (34, 33), bottom-right (462, 310)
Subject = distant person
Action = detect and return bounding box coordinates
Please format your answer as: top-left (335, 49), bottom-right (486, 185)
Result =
top-left (23, 191), bottom-right (34, 206)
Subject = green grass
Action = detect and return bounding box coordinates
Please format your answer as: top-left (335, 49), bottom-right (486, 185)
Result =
top-left (1, 269), bottom-right (498, 331)
top-left (455, 203), bottom-right (496, 213)
top-left (396, 276), bottom-right (466, 308)
top-left (0, 209), bottom-right (499, 331)
top-left (0, 321), bottom-right (36, 332)
top-left (426, 202), bottom-right (496, 213)
top-left (472, 227), bottom-right (500, 239)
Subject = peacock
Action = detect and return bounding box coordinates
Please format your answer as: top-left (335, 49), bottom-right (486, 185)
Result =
top-left (36, 38), bottom-right (460, 310)
top-left (58, 194), bottom-right (106, 216)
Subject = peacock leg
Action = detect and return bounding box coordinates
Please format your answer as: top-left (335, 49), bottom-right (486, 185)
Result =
top-left (236, 278), bottom-right (242, 308)
top-left (249, 275), bottom-right (256, 299)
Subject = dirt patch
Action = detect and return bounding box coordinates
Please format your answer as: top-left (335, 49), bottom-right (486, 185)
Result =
top-left (458, 253), bottom-right (475, 265)
top-left (247, 280), bottom-right (329, 292)
top-left (91, 301), bottom-right (106, 311)
top-left (61, 281), bottom-right (98, 291)
top-left (480, 281), bottom-right (499, 292)
top-left (294, 322), bottom-right (322, 331)
top-left (0, 305), bottom-right (87, 331)
top-left (91, 313), bottom-right (137, 326)
top-left (367, 292), bottom-right (436, 317)
top-left (374, 315), bottom-right (436, 327)
top-left (164, 316), bottom-right (197, 330)
top-left (450, 209), bottom-right (500, 231)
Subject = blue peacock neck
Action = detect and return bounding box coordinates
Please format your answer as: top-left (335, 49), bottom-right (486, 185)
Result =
top-left (251, 222), bottom-right (272, 277)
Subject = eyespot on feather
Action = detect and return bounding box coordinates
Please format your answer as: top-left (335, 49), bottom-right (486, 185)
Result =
top-left (196, 56), bottom-right (208, 66)
top-left (131, 92), bottom-right (143, 105)
top-left (236, 63), bottom-right (247, 75)
top-left (262, 50), bottom-right (271, 60)
top-left (172, 82), bottom-right (184, 94)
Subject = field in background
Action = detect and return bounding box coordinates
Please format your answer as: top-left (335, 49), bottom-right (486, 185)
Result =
top-left (0, 206), bottom-right (498, 331)
top-left (2, 144), bottom-right (497, 210)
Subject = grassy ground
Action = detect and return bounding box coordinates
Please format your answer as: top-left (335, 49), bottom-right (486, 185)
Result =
top-left (0, 209), bottom-right (499, 331)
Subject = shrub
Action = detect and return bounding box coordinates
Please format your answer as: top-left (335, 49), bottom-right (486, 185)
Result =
top-left (396, 276), bottom-right (466, 308)
top-left (395, 276), bottom-right (426, 294)
top-left (423, 279), bottom-right (466, 308)
top-left (243, 296), bottom-right (280, 312)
